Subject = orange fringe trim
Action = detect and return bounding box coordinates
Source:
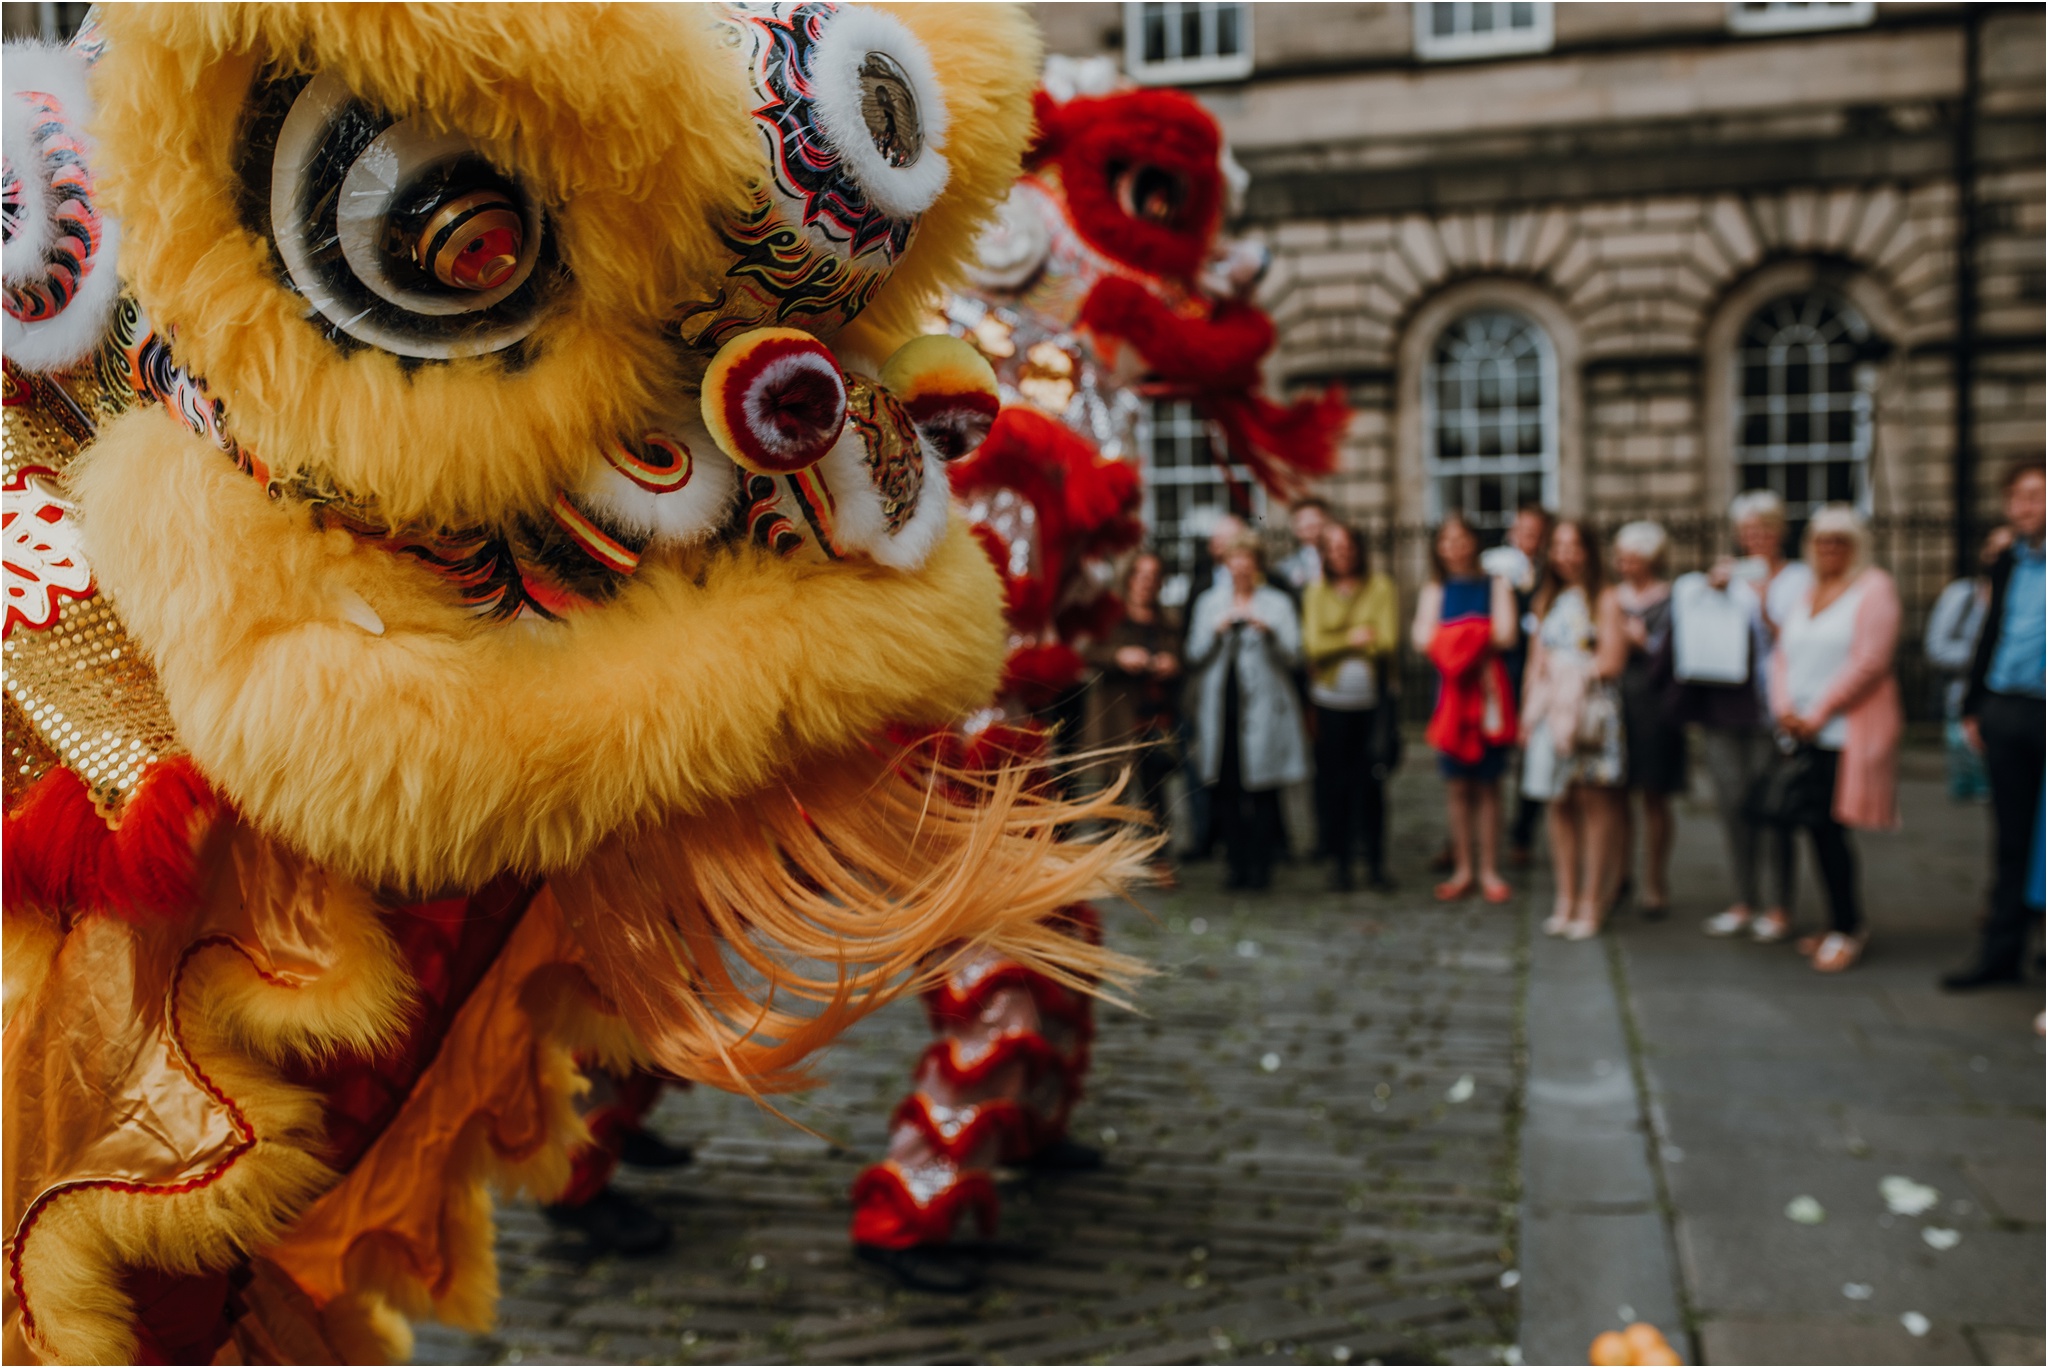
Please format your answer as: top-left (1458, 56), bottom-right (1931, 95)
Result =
top-left (550, 738), bottom-right (1157, 1096)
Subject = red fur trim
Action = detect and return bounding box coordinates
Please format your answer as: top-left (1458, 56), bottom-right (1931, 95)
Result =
top-left (1200, 386), bottom-right (1350, 497)
top-left (848, 1162), bottom-right (998, 1250)
top-left (1037, 88), bottom-right (1223, 281)
top-left (2, 757), bottom-right (220, 922)
top-left (952, 407), bottom-right (1142, 647)
top-left (1080, 280), bottom-right (1272, 389)
top-left (1024, 89), bottom-right (1063, 169)
top-left (926, 962), bottom-right (1092, 1032)
top-left (1004, 643), bottom-right (1085, 709)
top-left (887, 1093), bottom-right (1028, 1164)
top-left (921, 1032), bottom-right (1072, 1089)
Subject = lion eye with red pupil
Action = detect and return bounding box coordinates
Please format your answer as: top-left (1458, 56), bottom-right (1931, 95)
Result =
top-left (1113, 163), bottom-right (1187, 228)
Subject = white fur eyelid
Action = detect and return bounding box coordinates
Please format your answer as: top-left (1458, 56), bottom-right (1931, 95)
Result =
top-left (808, 4), bottom-right (951, 221)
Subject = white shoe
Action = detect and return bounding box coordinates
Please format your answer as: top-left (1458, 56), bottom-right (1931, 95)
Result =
top-left (1702, 910), bottom-right (1752, 937)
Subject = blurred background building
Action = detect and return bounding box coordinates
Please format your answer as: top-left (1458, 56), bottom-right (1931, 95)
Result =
top-left (1038, 2), bottom-right (2043, 670)
top-left (8, 1), bottom-right (2041, 713)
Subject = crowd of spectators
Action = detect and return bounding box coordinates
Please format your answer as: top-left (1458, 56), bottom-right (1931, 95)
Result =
top-left (1077, 465), bottom-right (2044, 988)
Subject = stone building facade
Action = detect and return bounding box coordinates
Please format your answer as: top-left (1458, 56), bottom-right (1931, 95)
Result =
top-left (1036, 1), bottom-right (2044, 600)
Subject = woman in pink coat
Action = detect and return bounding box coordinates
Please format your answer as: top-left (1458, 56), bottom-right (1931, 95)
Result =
top-left (1768, 505), bottom-right (1903, 973)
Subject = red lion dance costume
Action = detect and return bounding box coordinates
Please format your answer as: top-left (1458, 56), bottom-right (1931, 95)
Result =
top-left (848, 60), bottom-right (1346, 1284)
top-left (0, 7), bottom-right (1156, 1362)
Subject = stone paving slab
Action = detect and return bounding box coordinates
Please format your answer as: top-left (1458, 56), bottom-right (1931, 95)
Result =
top-left (412, 770), bottom-right (1525, 1367)
top-left (1613, 765), bottom-right (2045, 1365)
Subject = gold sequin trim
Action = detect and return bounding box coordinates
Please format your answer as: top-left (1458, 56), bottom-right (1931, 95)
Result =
top-left (3, 364), bottom-right (184, 814)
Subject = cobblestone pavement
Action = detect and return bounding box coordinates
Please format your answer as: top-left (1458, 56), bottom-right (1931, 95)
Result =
top-left (414, 772), bottom-right (1527, 1367)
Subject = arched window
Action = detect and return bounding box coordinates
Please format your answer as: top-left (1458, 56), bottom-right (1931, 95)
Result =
top-left (1424, 310), bottom-right (1557, 531)
top-left (1735, 293), bottom-right (1878, 517)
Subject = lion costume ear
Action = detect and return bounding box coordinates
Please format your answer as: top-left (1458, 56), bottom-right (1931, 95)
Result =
top-left (1025, 87), bottom-right (1065, 168)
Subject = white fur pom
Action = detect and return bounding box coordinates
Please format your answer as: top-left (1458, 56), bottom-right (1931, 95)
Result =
top-left (2, 39), bottom-right (120, 374)
top-left (572, 423), bottom-right (742, 548)
top-left (809, 5), bottom-right (951, 221)
top-left (968, 182), bottom-right (1054, 293)
top-left (1041, 54), bottom-right (1121, 103)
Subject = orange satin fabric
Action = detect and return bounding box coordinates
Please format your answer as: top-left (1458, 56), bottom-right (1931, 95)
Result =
top-left (266, 888), bottom-right (591, 1318)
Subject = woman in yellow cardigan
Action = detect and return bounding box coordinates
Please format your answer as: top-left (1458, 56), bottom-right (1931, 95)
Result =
top-left (1303, 522), bottom-right (1403, 891)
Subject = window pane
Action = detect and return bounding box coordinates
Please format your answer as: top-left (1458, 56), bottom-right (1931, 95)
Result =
top-left (1181, 3), bottom-right (1203, 58)
top-left (1509, 1), bottom-right (1535, 27)
top-left (1476, 368), bottom-right (1502, 409)
top-left (1433, 3), bottom-right (1457, 37)
top-left (1742, 413), bottom-right (1769, 447)
top-left (1825, 460), bottom-right (1853, 502)
top-left (1786, 410), bottom-right (1810, 446)
top-left (1473, 3), bottom-right (1497, 33)
top-left (1785, 464), bottom-right (1809, 505)
top-left (1216, 2), bottom-right (1241, 55)
top-left (1144, 4), bottom-right (1168, 62)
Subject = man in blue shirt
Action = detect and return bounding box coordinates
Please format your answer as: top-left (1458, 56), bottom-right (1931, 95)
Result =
top-left (1947, 461), bottom-right (2048, 989)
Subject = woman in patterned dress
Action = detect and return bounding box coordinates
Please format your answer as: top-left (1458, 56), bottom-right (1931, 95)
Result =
top-left (1519, 521), bottom-right (1629, 938)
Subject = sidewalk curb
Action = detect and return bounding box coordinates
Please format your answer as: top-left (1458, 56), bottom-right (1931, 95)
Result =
top-left (1517, 904), bottom-right (1692, 1364)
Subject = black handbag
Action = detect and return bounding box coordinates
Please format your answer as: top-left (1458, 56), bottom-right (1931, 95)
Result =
top-left (1744, 738), bottom-right (1832, 828)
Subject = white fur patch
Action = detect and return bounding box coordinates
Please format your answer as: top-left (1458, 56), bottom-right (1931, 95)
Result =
top-left (805, 423), bottom-right (950, 572)
top-left (573, 420), bottom-right (741, 547)
top-left (809, 5), bottom-right (951, 221)
top-left (968, 183), bottom-right (1052, 293)
top-left (1, 39), bottom-right (120, 373)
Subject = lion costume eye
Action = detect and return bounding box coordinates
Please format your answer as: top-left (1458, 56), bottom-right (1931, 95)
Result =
top-left (802, 4), bottom-right (951, 221)
top-left (1112, 161), bottom-right (1189, 227)
top-left (238, 71), bottom-right (557, 359)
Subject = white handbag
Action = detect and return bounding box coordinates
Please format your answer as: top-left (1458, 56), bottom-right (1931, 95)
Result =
top-left (1671, 572), bottom-right (1751, 685)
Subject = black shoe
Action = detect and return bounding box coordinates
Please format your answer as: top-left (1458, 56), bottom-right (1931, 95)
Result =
top-left (854, 1242), bottom-right (984, 1294)
top-left (1028, 1136), bottom-right (1104, 1172)
top-left (619, 1128), bottom-right (695, 1169)
top-left (542, 1187), bottom-right (672, 1256)
top-left (1366, 871), bottom-right (1399, 893)
top-left (1941, 963), bottom-right (2025, 992)
top-left (1329, 865), bottom-right (1355, 893)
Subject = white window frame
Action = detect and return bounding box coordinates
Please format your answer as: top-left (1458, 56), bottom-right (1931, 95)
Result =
top-left (1413, 2), bottom-right (1554, 62)
top-left (1732, 292), bottom-right (1877, 521)
top-left (1124, 2), bottom-right (1254, 86)
top-left (1726, 2), bottom-right (1874, 35)
top-left (1422, 310), bottom-right (1559, 531)
top-left (1136, 398), bottom-right (1266, 600)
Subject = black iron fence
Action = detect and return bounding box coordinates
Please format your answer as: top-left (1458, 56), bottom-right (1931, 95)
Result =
top-left (1301, 513), bottom-right (1960, 724)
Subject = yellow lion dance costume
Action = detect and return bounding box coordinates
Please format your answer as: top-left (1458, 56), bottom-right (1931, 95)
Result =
top-left (0, 6), bottom-right (1150, 1362)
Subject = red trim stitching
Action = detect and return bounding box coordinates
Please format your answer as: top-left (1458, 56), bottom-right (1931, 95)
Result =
top-left (8, 935), bottom-right (276, 1344)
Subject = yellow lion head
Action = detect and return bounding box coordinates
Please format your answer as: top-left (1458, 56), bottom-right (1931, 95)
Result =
top-left (34, 2), bottom-right (1069, 889)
